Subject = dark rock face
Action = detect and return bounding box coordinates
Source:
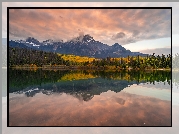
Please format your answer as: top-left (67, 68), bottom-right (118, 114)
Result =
top-left (9, 35), bottom-right (147, 58)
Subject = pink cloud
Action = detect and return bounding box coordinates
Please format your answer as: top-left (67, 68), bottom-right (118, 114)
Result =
top-left (9, 9), bottom-right (171, 45)
top-left (9, 91), bottom-right (171, 126)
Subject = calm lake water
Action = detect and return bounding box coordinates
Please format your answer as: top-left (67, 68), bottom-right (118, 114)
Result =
top-left (9, 69), bottom-right (171, 126)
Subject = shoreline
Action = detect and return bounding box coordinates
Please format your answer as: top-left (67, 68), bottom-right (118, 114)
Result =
top-left (9, 66), bottom-right (171, 71)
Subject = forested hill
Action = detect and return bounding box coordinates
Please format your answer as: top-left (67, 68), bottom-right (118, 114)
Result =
top-left (9, 47), bottom-right (171, 70)
top-left (9, 47), bottom-right (66, 67)
top-left (9, 47), bottom-right (96, 67)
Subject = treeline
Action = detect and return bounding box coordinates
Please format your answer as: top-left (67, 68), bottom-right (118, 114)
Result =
top-left (9, 47), bottom-right (76, 67)
top-left (90, 54), bottom-right (171, 69)
top-left (9, 47), bottom-right (171, 69)
top-left (173, 53), bottom-right (179, 69)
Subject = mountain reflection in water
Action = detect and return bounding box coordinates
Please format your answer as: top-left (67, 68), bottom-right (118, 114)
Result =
top-left (9, 69), bottom-right (171, 126)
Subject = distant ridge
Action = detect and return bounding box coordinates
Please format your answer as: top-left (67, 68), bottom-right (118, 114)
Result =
top-left (9, 35), bottom-right (147, 58)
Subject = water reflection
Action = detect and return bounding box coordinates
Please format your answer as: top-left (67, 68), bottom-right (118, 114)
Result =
top-left (173, 71), bottom-right (179, 89)
top-left (9, 69), bottom-right (171, 126)
top-left (9, 69), bottom-right (171, 100)
top-left (9, 91), bottom-right (171, 126)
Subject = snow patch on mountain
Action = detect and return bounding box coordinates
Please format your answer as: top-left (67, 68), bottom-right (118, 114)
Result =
top-left (9, 34), bottom-right (148, 58)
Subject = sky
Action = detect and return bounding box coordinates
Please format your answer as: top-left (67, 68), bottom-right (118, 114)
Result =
top-left (2, 2), bottom-right (177, 56)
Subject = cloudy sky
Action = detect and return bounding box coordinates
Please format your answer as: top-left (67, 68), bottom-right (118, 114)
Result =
top-left (3, 2), bottom-right (176, 55)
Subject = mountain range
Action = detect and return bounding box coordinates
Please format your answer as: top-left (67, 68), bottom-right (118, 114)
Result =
top-left (9, 35), bottom-right (147, 58)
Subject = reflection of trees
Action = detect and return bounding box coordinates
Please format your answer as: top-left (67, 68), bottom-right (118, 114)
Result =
top-left (9, 69), bottom-right (70, 92)
top-left (173, 53), bottom-right (179, 69)
top-left (172, 54), bottom-right (179, 88)
top-left (173, 71), bottom-right (179, 88)
top-left (91, 70), bottom-right (171, 84)
top-left (11, 70), bottom-right (171, 101)
top-left (9, 70), bottom-right (171, 89)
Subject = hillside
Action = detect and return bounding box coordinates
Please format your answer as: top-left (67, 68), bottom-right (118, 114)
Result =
top-left (9, 47), bottom-right (171, 70)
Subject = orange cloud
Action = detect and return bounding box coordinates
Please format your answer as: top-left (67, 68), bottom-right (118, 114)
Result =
top-left (9, 9), bottom-right (171, 45)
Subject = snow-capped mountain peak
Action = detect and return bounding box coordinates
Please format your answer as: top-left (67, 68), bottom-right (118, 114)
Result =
top-left (68, 34), bottom-right (94, 44)
top-left (82, 34), bottom-right (94, 42)
top-left (9, 34), bottom-right (148, 58)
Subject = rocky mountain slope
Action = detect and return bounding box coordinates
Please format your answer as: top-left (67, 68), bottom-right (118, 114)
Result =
top-left (9, 35), bottom-right (147, 58)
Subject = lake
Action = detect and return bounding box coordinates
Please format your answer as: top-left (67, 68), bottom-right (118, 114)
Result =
top-left (9, 69), bottom-right (171, 126)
